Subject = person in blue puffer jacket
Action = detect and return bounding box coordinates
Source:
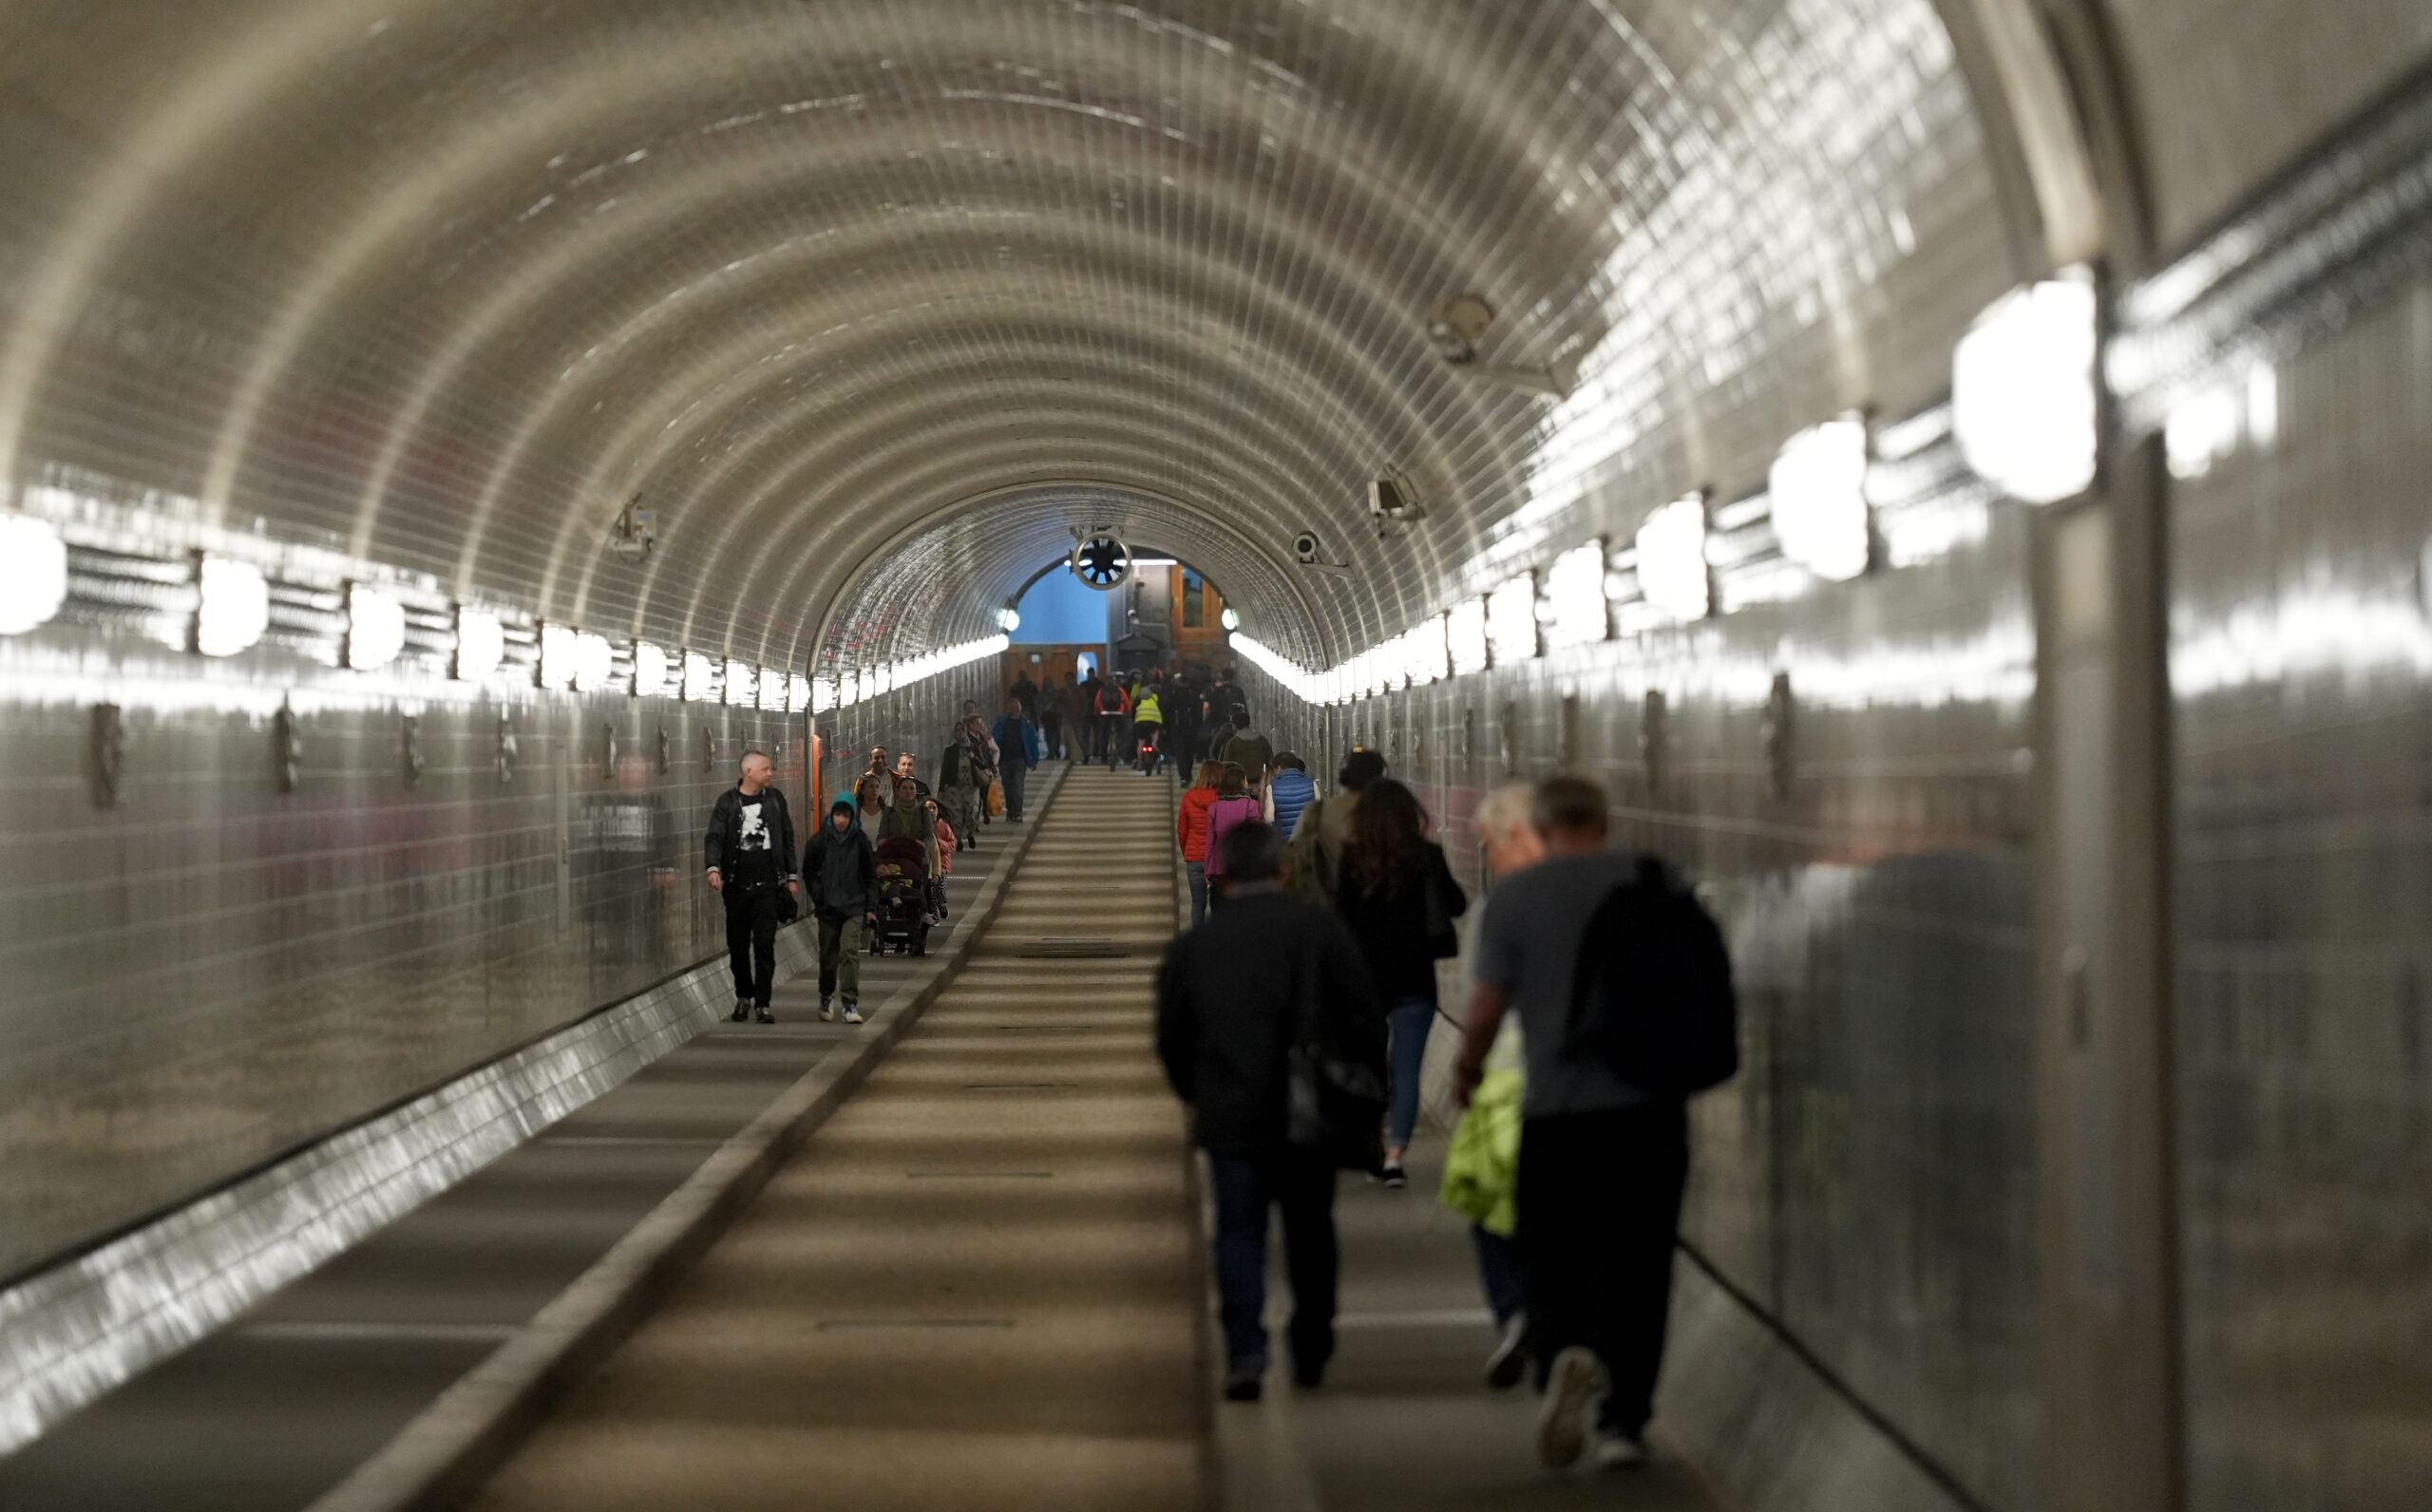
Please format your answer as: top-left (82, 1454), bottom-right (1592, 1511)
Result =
top-left (1266, 750), bottom-right (1318, 839)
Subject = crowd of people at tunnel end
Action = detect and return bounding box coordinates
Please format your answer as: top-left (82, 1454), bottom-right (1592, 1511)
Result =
top-left (1157, 740), bottom-right (1738, 1477)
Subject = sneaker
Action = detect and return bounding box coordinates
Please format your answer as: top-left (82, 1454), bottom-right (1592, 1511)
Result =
top-left (729, 1000), bottom-right (750, 1023)
top-left (753, 1005), bottom-right (774, 1025)
top-left (1222, 1364), bottom-right (1263, 1403)
top-left (1591, 1431), bottom-right (1648, 1472)
top-left (1485, 1314), bottom-right (1529, 1390)
top-left (1536, 1347), bottom-right (1606, 1470)
top-left (819, 998), bottom-right (836, 1023)
top-left (843, 1005), bottom-right (865, 1025)
top-left (1379, 1160), bottom-right (1408, 1189)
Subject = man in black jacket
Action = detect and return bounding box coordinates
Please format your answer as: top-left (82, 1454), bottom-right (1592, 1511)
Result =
top-left (1156, 822), bottom-right (1382, 1402)
top-left (803, 799), bottom-right (877, 1025)
top-left (704, 749), bottom-right (799, 1024)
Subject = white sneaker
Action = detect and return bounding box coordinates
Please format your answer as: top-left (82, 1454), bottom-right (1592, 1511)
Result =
top-left (819, 998), bottom-right (836, 1023)
top-left (843, 1005), bottom-right (865, 1025)
top-left (1591, 1431), bottom-right (1647, 1471)
top-left (1536, 1347), bottom-right (1606, 1470)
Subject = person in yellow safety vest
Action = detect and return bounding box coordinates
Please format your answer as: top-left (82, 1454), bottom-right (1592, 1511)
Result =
top-left (1131, 683), bottom-right (1167, 777)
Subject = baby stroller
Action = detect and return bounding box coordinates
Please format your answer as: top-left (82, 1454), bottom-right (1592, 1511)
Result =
top-left (870, 835), bottom-right (932, 956)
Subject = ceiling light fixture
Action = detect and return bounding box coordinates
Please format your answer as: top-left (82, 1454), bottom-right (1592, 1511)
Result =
top-left (345, 583), bottom-right (407, 670)
top-left (1486, 573), bottom-right (1539, 665)
top-left (632, 640), bottom-right (668, 697)
top-left (1544, 540), bottom-right (1611, 648)
top-left (1769, 419), bottom-right (1872, 581)
top-left (195, 555), bottom-right (269, 657)
top-left (0, 513), bottom-right (69, 635)
top-left (1952, 274), bottom-right (2100, 504)
top-left (455, 608), bottom-right (504, 681)
top-left (1636, 496), bottom-right (1711, 622)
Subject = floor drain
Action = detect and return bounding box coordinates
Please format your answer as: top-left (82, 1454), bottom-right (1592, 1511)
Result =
top-left (1014, 940), bottom-right (1129, 958)
top-left (815, 1319), bottom-right (1016, 1332)
top-left (904, 1171), bottom-right (1054, 1180)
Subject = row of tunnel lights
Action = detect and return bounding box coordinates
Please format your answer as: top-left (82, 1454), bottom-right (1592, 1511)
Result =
top-left (1231, 277), bottom-right (2102, 704)
top-left (0, 276), bottom-right (2100, 710)
top-left (0, 511), bottom-right (1010, 715)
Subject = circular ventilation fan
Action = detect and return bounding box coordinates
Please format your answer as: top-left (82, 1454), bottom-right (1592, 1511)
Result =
top-left (1070, 535), bottom-right (1132, 590)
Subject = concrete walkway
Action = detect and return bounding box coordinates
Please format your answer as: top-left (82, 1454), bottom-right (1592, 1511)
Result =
top-left (467, 765), bottom-right (1205, 1512)
top-left (1255, 1141), bottom-right (1724, 1510)
top-left (0, 776), bottom-right (1050, 1512)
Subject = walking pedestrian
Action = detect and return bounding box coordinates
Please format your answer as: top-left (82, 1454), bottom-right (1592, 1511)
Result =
top-left (1175, 759), bottom-right (1224, 926)
top-left (702, 749), bottom-right (800, 1025)
top-left (1265, 750), bottom-right (1317, 836)
top-left (1333, 779), bottom-right (1467, 1189)
top-left (992, 696), bottom-right (1042, 822)
top-left (892, 749), bottom-right (933, 803)
top-left (803, 799), bottom-right (877, 1025)
top-left (936, 717), bottom-right (987, 851)
top-left (1219, 711), bottom-right (1274, 796)
top-left (1452, 775), bottom-right (1700, 1473)
top-left (1283, 747), bottom-right (1384, 905)
top-left (1040, 673), bottom-right (1070, 760)
top-left (1093, 674), bottom-right (1131, 769)
top-left (1008, 670), bottom-right (1038, 716)
top-left (1200, 764), bottom-right (1263, 911)
top-left (1436, 782), bottom-right (1544, 1389)
top-left (1156, 821), bottom-right (1384, 1402)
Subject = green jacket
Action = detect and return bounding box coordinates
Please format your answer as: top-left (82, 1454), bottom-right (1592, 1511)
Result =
top-left (1440, 1066), bottom-right (1524, 1238)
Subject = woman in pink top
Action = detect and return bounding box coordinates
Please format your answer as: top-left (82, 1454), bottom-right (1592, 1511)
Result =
top-left (1200, 763), bottom-right (1264, 912)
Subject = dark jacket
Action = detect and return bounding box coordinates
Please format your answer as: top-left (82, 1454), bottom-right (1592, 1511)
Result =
top-left (1155, 887), bottom-right (1383, 1156)
top-left (803, 822), bottom-right (876, 920)
top-left (703, 785), bottom-right (797, 886)
top-left (1335, 841), bottom-right (1466, 1004)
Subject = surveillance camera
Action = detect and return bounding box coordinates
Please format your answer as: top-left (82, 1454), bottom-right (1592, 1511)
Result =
top-left (1293, 530), bottom-right (1321, 564)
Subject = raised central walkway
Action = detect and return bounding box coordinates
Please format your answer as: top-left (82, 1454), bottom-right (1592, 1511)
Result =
top-left (467, 765), bottom-right (1206, 1512)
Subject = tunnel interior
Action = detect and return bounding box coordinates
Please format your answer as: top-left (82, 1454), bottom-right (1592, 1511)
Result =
top-left (2, 2), bottom-right (2430, 1508)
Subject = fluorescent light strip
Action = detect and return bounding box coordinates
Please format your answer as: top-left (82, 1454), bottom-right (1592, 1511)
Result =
top-left (825, 633), bottom-right (1010, 710)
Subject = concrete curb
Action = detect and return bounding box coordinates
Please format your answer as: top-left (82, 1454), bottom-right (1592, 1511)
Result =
top-left (301, 765), bottom-right (1071, 1512)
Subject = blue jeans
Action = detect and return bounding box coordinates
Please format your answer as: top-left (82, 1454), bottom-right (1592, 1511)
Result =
top-left (1386, 998), bottom-right (1434, 1151)
top-left (1472, 1224), bottom-right (1526, 1325)
top-left (1186, 861), bottom-right (1207, 926)
top-left (1208, 1150), bottom-right (1339, 1373)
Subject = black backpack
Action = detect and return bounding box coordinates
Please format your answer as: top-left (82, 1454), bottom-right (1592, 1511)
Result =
top-left (1562, 856), bottom-right (1739, 1095)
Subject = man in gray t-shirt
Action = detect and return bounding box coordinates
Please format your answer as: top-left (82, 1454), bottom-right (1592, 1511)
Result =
top-left (1471, 848), bottom-right (1646, 1120)
top-left (1454, 775), bottom-right (1693, 1475)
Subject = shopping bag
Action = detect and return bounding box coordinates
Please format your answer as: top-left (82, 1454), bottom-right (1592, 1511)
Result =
top-left (986, 782), bottom-right (1005, 817)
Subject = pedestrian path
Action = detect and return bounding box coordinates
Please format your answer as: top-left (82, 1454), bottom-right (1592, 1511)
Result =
top-left (0, 773), bottom-right (1053, 1512)
top-left (466, 765), bottom-right (1204, 1512)
top-left (1260, 1141), bottom-right (1724, 1509)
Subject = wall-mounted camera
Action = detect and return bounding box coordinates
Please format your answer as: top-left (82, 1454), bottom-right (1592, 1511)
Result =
top-left (1424, 293), bottom-right (1570, 398)
top-left (1368, 476), bottom-right (1424, 539)
top-left (607, 495), bottom-right (654, 563)
top-left (1293, 529), bottom-right (1352, 579)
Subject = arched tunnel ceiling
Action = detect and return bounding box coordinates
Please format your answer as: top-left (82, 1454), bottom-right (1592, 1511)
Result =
top-left (0, 0), bottom-right (2008, 679)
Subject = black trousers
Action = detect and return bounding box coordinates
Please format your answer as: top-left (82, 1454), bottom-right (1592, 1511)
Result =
top-left (723, 885), bottom-right (782, 1005)
top-left (1208, 1149), bottom-right (1339, 1373)
top-left (1516, 1100), bottom-right (1688, 1436)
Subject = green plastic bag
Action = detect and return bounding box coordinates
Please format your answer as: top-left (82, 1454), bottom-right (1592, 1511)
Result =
top-left (1439, 1066), bottom-right (1524, 1238)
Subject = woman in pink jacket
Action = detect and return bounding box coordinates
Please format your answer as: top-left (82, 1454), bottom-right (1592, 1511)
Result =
top-left (1199, 764), bottom-right (1264, 913)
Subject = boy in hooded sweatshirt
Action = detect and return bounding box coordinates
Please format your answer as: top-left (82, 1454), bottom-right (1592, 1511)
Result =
top-left (804, 799), bottom-right (878, 1024)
